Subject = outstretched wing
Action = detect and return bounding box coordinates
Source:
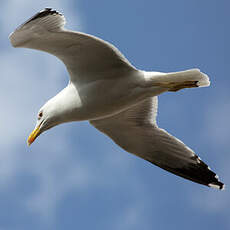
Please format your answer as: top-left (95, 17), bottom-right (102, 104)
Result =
top-left (90, 97), bottom-right (224, 190)
top-left (9, 8), bottom-right (136, 84)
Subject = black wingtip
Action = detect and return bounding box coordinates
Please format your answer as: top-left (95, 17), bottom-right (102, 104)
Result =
top-left (16, 8), bottom-right (63, 30)
top-left (164, 154), bottom-right (225, 190)
top-left (27, 8), bottom-right (63, 23)
top-left (189, 155), bottom-right (225, 190)
top-left (208, 178), bottom-right (225, 190)
top-left (42, 8), bottom-right (63, 16)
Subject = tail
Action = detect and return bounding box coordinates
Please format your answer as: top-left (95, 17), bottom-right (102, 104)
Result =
top-left (150, 69), bottom-right (210, 92)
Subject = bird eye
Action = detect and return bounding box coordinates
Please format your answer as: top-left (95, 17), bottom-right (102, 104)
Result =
top-left (38, 111), bottom-right (43, 120)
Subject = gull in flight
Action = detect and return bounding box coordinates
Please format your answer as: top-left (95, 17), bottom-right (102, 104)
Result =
top-left (9, 8), bottom-right (224, 190)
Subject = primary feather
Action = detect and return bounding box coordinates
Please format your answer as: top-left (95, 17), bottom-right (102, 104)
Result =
top-left (90, 97), bottom-right (224, 190)
top-left (9, 8), bottom-right (136, 84)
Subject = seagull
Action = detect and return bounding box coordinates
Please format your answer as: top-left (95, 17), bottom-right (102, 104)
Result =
top-left (9, 8), bottom-right (224, 190)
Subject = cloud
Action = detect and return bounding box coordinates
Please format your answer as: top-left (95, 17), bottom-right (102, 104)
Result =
top-left (188, 88), bottom-right (230, 229)
top-left (1, 0), bottom-right (83, 33)
top-left (1, 1), bottom-right (230, 230)
top-left (0, 0), bottom-right (87, 223)
top-left (203, 90), bottom-right (230, 147)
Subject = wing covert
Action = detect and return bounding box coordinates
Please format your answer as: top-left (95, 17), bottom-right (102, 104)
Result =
top-left (9, 8), bottom-right (136, 83)
top-left (90, 97), bottom-right (224, 189)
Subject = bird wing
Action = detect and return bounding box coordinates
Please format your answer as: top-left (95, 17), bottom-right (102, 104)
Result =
top-left (9, 8), bottom-right (136, 84)
top-left (90, 97), bottom-right (224, 189)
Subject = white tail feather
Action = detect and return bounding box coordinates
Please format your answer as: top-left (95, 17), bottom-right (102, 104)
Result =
top-left (153, 69), bottom-right (210, 86)
top-left (145, 69), bottom-right (210, 91)
top-left (164, 69), bottom-right (210, 87)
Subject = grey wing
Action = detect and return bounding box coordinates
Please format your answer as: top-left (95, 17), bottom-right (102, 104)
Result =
top-left (9, 8), bottom-right (136, 83)
top-left (90, 97), bottom-right (224, 190)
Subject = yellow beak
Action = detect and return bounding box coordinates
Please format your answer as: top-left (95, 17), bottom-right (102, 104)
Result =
top-left (27, 125), bottom-right (41, 146)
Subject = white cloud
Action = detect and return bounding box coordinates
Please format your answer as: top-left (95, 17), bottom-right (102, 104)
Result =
top-left (203, 90), bottom-right (230, 147)
top-left (1, 0), bottom-right (83, 34)
top-left (1, 1), bottom-right (230, 229)
top-left (114, 203), bottom-right (146, 230)
top-left (0, 0), bottom-right (86, 223)
top-left (188, 89), bottom-right (230, 227)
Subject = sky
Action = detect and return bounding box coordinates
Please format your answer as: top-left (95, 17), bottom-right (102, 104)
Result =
top-left (0, 0), bottom-right (230, 229)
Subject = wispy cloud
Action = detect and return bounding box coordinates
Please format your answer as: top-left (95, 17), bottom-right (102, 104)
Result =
top-left (0, 0), bottom-right (86, 223)
top-left (1, 1), bottom-right (230, 230)
top-left (187, 88), bottom-right (230, 229)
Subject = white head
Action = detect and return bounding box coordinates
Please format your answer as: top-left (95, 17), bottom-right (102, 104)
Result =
top-left (27, 99), bottom-right (64, 145)
top-left (27, 85), bottom-right (82, 145)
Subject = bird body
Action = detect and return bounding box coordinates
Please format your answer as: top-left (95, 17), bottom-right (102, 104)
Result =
top-left (9, 8), bottom-right (224, 190)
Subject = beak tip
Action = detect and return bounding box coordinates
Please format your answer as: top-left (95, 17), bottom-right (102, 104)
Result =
top-left (27, 125), bottom-right (41, 146)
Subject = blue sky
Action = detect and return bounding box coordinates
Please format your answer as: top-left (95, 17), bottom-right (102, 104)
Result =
top-left (1, 0), bottom-right (230, 229)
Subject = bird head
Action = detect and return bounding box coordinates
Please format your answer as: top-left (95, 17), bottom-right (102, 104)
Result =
top-left (27, 103), bottom-right (58, 146)
top-left (27, 85), bottom-right (82, 145)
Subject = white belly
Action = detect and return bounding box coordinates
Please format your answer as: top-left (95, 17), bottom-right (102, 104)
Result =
top-left (74, 78), bottom-right (147, 120)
